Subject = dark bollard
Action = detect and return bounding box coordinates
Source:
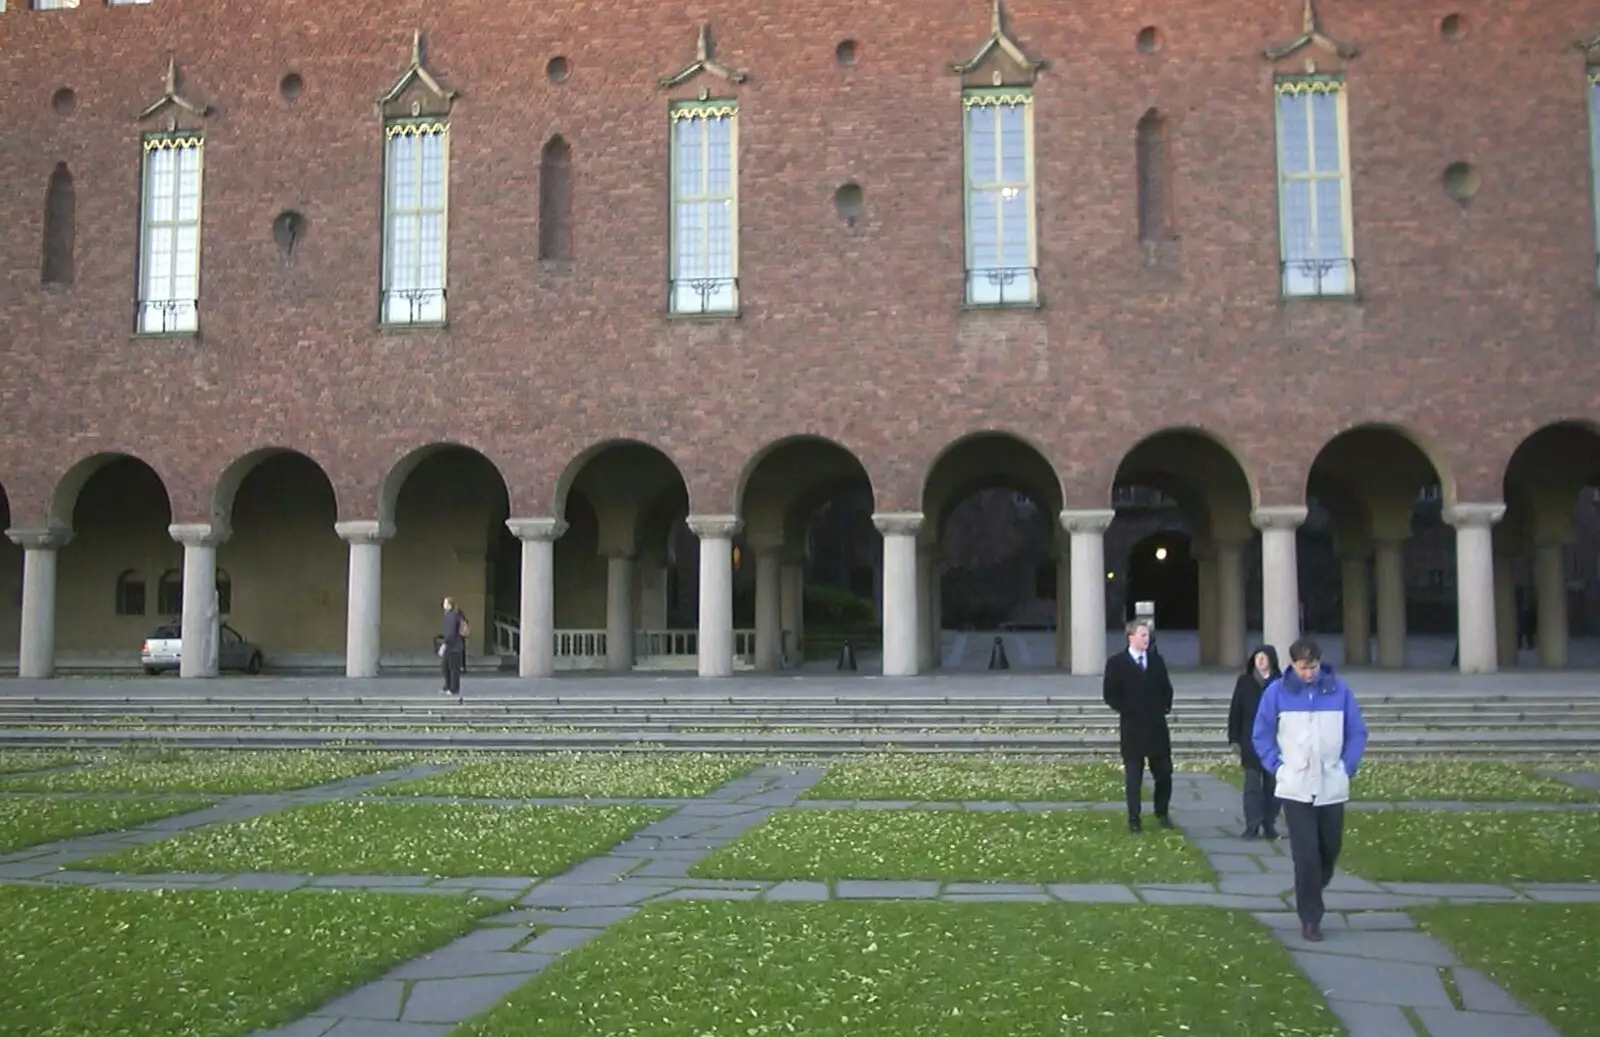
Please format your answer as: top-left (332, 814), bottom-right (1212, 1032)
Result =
top-left (988, 635), bottom-right (1010, 671)
top-left (837, 639), bottom-right (858, 671)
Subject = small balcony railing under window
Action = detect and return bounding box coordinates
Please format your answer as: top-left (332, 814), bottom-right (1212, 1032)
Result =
top-left (966, 266), bottom-right (1038, 307)
top-left (137, 298), bottom-right (198, 335)
top-left (382, 287), bottom-right (447, 326)
top-left (670, 276), bottom-right (739, 316)
top-left (1280, 258), bottom-right (1356, 298)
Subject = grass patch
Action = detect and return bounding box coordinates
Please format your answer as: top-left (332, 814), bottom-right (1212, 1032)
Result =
top-left (691, 808), bottom-right (1213, 884)
top-left (0, 750), bottom-right (416, 794)
top-left (1415, 903), bottom-right (1600, 1037)
top-left (1212, 760), bottom-right (1600, 802)
top-left (803, 757), bottom-right (1126, 802)
top-left (0, 884), bottom-right (498, 1037)
top-left (455, 900), bottom-right (1341, 1036)
top-left (1342, 810), bottom-right (1600, 883)
top-left (377, 752), bottom-right (755, 798)
top-left (0, 795), bottom-right (215, 854)
top-left (78, 800), bottom-right (668, 877)
top-left (0, 751), bottom-right (85, 776)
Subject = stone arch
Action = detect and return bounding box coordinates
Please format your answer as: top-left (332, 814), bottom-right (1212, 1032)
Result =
top-left (736, 435), bottom-right (877, 534)
top-left (1499, 421), bottom-right (1600, 668)
top-left (212, 448), bottom-right (344, 658)
top-left (552, 438), bottom-right (691, 522)
top-left (1109, 426), bottom-right (1259, 524)
top-left (1307, 423), bottom-right (1458, 668)
top-left (51, 452), bottom-right (176, 528)
top-left (378, 441), bottom-right (516, 528)
top-left (921, 430), bottom-right (1064, 532)
top-left (211, 447), bottom-right (341, 529)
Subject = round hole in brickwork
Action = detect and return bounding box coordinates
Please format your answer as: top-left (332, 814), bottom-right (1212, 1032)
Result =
top-left (1136, 26), bottom-right (1162, 54)
top-left (1442, 162), bottom-right (1480, 203)
top-left (834, 182), bottom-right (864, 225)
top-left (51, 88), bottom-right (76, 116)
top-left (546, 56), bottom-right (570, 83)
top-left (836, 40), bottom-right (858, 66)
top-left (1440, 14), bottom-right (1466, 41)
top-left (280, 73), bottom-right (303, 100)
top-left (273, 211), bottom-right (307, 256)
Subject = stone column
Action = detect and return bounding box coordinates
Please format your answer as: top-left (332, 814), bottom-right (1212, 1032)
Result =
top-left (335, 520), bottom-right (393, 679)
top-left (1194, 540), bottom-right (1219, 666)
top-left (506, 518), bottom-right (566, 678)
top-left (6, 525), bottom-right (72, 679)
top-left (872, 512), bottom-right (922, 677)
top-left (605, 553), bottom-right (635, 671)
top-left (1492, 544), bottom-right (1517, 668)
top-left (1061, 509), bottom-right (1115, 676)
top-left (915, 544), bottom-right (936, 672)
top-left (1216, 538), bottom-right (1247, 667)
top-left (1252, 506), bottom-right (1307, 655)
top-left (1054, 548), bottom-right (1071, 669)
top-left (779, 555), bottom-right (804, 666)
top-left (752, 544), bottom-right (782, 671)
top-left (170, 522), bottom-right (230, 678)
top-left (1373, 538), bottom-right (1407, 668)
top-left (688, 515), bottom-right (741, 678)
top-left (1446, 503), bottom-right (1505, 674)
top-left (1534, 536), bottom-right (1570, 669)
top-left (1339, 552), bottom-right (1372, 667)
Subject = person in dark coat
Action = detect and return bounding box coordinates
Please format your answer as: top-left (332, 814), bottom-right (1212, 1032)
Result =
top-left (1102, 618), bottom-right (1175, 833)
top-left (1227, 644), bottom-right (1283, 839)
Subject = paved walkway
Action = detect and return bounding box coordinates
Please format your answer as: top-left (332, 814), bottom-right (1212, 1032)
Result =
top-left (1, 761), bottom-right (1596, 1036)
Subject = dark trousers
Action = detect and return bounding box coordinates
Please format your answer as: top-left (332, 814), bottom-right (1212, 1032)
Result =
top-left (442, 648), bottom-right (464, 694)
top-left (1242, 765), bottom-right (1281, 830)
top-left (1282, 800), bottom-right (1345, 925)
top-left (1122, 753), bottom-right (1173, 820)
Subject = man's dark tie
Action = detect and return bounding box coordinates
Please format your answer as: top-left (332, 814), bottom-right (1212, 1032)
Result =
top-left (1137, 654), bottom-right (1146, 670)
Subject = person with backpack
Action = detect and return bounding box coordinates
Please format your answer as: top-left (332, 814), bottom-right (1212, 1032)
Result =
top-left (439, 596), bottom-right (470, 697)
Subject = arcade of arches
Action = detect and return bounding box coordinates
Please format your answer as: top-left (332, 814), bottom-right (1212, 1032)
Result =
top-left (3, 424), bottom-right (1600, 680)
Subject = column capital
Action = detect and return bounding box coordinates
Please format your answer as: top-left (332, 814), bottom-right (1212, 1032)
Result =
top-left (687, 514), bottom-right (743, 539)
top-left (505, 517), bottom-right (567, 542)
top-left (1445, 502), bottom-right (1506, 530)
top-left (335, 519), bottom-right (397, 545)
top-left (1059, 508), bottom-right (1115, 534)
top-left (1251, 505), bottom-right (1308, 532)
top-left (169, 522), bottom-right (231, 548)
top-left (5, 524), bottom-right (73, 550)
top-left (871, 511), bottom-right (924, 537)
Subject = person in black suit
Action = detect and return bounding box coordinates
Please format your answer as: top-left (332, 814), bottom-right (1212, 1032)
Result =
top-left (1102, 618), bottom-right (1175, 833)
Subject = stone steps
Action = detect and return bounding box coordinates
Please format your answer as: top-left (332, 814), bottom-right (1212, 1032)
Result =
top-left (0, 726), bottom-right (1594, 755)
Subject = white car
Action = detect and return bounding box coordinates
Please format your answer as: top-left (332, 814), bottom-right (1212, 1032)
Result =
top-left (141, 621), bottom-right (266, 676)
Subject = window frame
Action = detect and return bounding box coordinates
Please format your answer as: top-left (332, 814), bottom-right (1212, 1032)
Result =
top-left (1588, 67), bottom-right (1600, 286)
top-left (380, 117), bottom-right (451, 327)
top-left (1272, 75), bottom-right (1356, 299)
top-left (115, 570), bottom-right (147, 617)
top-left (156, 569), bottom-right (182, 616)
top-left (136, 132), bottom-right (205, 335)
top-left (667, 98), bottom-right (741, 316)
top-left (961, 86), bottom-right (1039, 308)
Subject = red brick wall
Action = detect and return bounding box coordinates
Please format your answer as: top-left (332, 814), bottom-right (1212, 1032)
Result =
top-left (1, 0), bottom-right (1596, 524)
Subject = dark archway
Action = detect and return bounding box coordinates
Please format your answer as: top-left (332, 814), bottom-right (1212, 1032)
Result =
top-left (1125, 531), bottom-right (1198, 630)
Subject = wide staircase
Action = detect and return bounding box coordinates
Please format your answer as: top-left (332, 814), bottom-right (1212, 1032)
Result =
top-left (2, 686), bottom-right (1598, 757)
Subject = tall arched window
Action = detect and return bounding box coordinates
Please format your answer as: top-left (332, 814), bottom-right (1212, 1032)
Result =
top-left (115, 570), bottom-right (146, 616)
top-left (42, 162), bottom-right (76, 286)
top-left (157, 569), bottom-right (182, 616)
top-left (1136, 109), bottom-right (1175, 243)
top-left (539, 135), bottom-right (572, 261)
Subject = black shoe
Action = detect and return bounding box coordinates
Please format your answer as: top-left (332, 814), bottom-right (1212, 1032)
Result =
top-left (1128, 817), bottom-right (1142, 833)
top-left (1155, 815), bottom-right (1175, 830)
top-left (1262, 824), bottom-right (1280, 840)
top-left (1240, 825), bottom-right (1261, 839)
top-left (1302, 922), bottom-right (1323, 942)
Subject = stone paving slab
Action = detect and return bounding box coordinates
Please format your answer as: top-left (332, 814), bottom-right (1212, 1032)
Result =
top-left (835, 879), bottom-right (941, 899)
top-left (763, 880), bottom-right (829, 901)
top-left (1047, 883), bottom-right (1140, 903)
top-left (1322, 1000), bottom-right (1421, 1037)
top-left (1293, 950), bottom-right (1455, 1008)
top-left (1412, 1007), bottom-right (1563, 1037)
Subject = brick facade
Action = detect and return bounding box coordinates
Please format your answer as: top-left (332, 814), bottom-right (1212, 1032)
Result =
top-left (1, 0), bottom-right (1598, 525)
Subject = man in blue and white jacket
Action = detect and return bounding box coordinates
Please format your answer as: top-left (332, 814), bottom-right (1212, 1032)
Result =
top-left (1251, 637), bottom-right (1369, 943)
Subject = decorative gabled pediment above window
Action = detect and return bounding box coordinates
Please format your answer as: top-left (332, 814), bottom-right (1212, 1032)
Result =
top-left (135, 58), bottom-right (212, 127)
top-left (658, 23), bottom-right (749, 90)
top-left (1263, 0), bottom-right (1358, 62)
top-left (379, 30), bottom-right (457, 118)
top-left (949, 0), bottom-right (1045, 86)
